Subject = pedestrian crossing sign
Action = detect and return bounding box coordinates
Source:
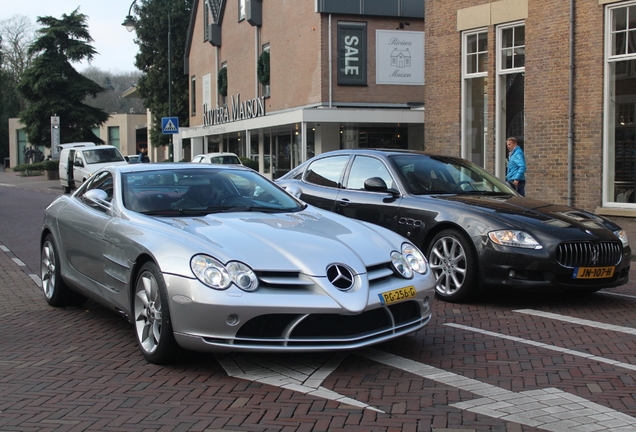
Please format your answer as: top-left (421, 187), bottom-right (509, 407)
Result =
top-left (161, 117), bottom-right (179, 134)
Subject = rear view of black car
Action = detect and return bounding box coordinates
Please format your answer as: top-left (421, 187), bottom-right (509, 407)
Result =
top-left (277, 149), bottom-right (630, 303)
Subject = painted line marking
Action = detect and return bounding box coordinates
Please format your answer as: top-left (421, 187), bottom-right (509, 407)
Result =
top-left (514, 309), bottom-right (636, 336)
top-left (216, 352), bottom-right (383, 412)
top-left (446, 322), bottom-right (636, 372)
top-left (360, 346), bottom-right (636, 431)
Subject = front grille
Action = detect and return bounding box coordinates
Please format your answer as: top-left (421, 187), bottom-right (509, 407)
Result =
top-left (234, 300), bottom-right (423, 346)
top-left (556, 242), bottom-right (622, 268)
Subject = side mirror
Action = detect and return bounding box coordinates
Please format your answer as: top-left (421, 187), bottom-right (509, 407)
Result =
top-left (83, 189), bottom-right (110, 210)
top-left (124, 156), bottom-right (130, 162)
top-left (364, 177), bottom-right (389, 192)
top-left (74, 160), bottom-right (83, 167)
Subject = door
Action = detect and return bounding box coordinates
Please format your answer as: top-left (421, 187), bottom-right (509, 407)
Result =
top-left (335, 155), bottom-right (403, 232)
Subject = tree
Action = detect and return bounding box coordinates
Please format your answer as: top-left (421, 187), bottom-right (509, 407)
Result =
top-left (0, 15), bottom-right (36, 162)
top-left (81, 67), bottom-right (145, 114)
top-left (133, 0), bottom-right (193, 147)
top-left (17, 9), bottom-right (109, 147)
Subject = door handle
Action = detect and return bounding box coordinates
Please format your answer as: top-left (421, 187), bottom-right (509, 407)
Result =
top-left (336, 198), bottom-right (351, 206)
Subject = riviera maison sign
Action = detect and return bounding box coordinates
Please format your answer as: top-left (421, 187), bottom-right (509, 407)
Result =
top-left (203, 94), bottom-right (266, 127)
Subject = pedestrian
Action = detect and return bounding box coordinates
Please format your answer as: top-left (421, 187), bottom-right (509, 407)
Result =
top-left (506, 137), bottom-right (526, 196)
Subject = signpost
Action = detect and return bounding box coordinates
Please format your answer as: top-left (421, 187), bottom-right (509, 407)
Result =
top-left (162, 117), bottom-right (179, 162)
top-left (51, 116), bottom-right (60, 160)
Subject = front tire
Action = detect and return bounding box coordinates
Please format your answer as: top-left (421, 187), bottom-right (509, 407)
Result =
top-left (133, 262), bottom-right (182, 364)
top-left (41, 235), bottom-right (84, 306)
top-left (427, 229), bottom-right (478, 303)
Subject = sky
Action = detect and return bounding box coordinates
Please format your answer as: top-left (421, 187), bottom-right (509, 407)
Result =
top-left (3, 1), bottom-right (140, 73)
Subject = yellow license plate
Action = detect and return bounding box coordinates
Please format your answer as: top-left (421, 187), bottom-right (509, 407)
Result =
top-left (573, 266), bottom-right (615, 279)
top-left (379, 286), bottom-right (417, 306)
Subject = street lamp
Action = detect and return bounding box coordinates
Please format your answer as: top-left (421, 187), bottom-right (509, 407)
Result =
top-left (123, 0), bottom-right (174, 162)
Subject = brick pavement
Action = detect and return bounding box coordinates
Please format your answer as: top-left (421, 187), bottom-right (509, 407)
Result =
top-left (3, 168), bottom-right (636, 431)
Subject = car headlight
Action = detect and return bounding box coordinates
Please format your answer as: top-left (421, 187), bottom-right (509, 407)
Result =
top-left (614, 229), bottom-right (629, 248)
top-left (191, 255), bottom-right (259, 292)
top-left (488, 230), bottom-right (543, 249)
top-left (391, 250), bottom-right (414, 279)
top-left (402, 243), bottom-right (428, 274)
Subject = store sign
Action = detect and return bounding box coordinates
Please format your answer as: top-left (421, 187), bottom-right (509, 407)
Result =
top-left (203, 93), bottom-right (266, 127)
top-left (337, 22), bottom-right (367, 86)
top-left (376, 30), bottom-right (425, 85)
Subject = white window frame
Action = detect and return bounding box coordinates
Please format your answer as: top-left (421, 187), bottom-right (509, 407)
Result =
top-left (495, 21), bottom-right (525, 179)
top-left (461, 28), bottom-right (488, 163)
top-left (603, 1), bottom-right (636, 207)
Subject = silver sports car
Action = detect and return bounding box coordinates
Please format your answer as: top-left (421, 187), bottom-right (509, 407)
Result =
top-left (41, 163), bottom-right (435, 364)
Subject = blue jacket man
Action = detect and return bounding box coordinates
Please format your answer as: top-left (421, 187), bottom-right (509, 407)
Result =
top-left (506, 137), bottom-right (526, 196)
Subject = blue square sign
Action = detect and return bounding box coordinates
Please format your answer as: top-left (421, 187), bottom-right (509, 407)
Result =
top-left (161, 117), bottom-right (179, 134)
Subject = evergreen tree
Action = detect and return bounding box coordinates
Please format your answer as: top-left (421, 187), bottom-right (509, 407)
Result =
top-left (17, 9), bottom-right (109, 147)
top-left (133, 0), bottom-right (192, 147)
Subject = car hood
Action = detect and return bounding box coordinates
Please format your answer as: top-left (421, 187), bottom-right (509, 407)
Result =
top-left (435, 194), bottom-right (620, 238)
top-left (154, 209), bottom-right (400, 276)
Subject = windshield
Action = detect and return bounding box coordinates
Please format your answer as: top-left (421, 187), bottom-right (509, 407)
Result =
top-left (122, 168), bottom-right (305, 215)
top-left (84, 148), bottom-right (125, 164)
top-left (389, 154), bottom-right (516, 195)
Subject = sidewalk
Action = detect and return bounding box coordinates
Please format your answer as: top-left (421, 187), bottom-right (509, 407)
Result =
top-left (0, 168), bottom-right (63, 193)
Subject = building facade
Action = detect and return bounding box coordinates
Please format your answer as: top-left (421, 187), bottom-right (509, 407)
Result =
top-left (424, 0), bottom-right (636, 222)
top-left (182, 0), bottom-right (426, 178)
top-left (8, 113), bottom-right (148, 166)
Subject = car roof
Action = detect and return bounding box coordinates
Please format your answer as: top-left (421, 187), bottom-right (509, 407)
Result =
top-left (111, 162), bottom-right (251, 174)
top-left (195, 152), bottom-right (240, 157)
top-left (314, 148), bottom-right (463, 161)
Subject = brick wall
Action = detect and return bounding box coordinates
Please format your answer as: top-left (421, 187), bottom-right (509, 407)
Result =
top-left (424, 0), bottom-right (608, 211)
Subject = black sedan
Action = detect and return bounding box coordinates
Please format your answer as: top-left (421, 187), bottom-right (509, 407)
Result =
top-left (277, 149), bottom-right (631, 302)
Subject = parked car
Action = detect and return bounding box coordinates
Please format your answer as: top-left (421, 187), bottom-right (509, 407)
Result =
top-left (277, 149), bottom-right (631, 302)
top-left (126, 155), bottom-right (141, 164)
top-left (191, 152), bottom-right (242, 165)
top-left (41, 163), bottom-right (435, 364)
top-left (58, 143), bottom-right (128, 193)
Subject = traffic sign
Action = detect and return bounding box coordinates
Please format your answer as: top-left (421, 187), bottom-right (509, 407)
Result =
top-left (162, 117), bottom-right (179, 134)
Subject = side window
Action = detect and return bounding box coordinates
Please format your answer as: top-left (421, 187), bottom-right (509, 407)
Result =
top-left (79, 171), bottom-right (114, 210)
top-left (303, 156), bottom-right (349, 188)
top-left (346, 156), bottom-right (394, 190)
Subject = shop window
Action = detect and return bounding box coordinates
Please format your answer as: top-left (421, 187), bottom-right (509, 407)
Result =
top-left (462, 29), bottom-right (488, 167)
top-left (605, 2), bottom-right (636, 205)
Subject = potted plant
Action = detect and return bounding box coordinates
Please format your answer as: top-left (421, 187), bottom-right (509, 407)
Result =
top-left (43, 159), bottom-right (60, 180)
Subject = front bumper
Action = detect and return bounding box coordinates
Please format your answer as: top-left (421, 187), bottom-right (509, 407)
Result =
top-left (479, 244), bottom-right (631, 290)
top-left (164, 271), bottom-right (435, 353)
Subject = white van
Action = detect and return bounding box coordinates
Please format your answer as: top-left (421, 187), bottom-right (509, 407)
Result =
top-left (58, 143), bottom-right (128, 193)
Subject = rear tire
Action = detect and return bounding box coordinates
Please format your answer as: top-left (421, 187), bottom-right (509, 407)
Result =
top-left (133, 262), bottom-right (183, 364)
top-left (427, 228), bottom-right (478, 303)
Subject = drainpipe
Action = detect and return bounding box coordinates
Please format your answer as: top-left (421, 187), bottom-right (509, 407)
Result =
top-left (329, 14), bottom-right (332, 108)
top-left (567, 0), bottom-right (574, 206)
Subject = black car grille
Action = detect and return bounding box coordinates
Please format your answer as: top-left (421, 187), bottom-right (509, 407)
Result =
top-left (230, 300), bottom-right (425, 347)
top-left (556, 242), bottom-right (622, 268)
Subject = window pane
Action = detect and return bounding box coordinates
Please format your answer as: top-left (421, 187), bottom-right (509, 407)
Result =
top-left (346, 156), bottom-right (393, 190)
top-left (501, 28), bottom-right (513, 48)
top-left (629, 30), bottom-right (636, 54)
top-left (502, 48), bottom-right (514, 69)
top-left (464, 76), bottom-right (488, 166)
top-left (609, 60), bottom-right (636, 203)
top-left (514, 47), bottom-right (525, 68)
top-left (514, 26), bottom-right (525, 46)
top-left (615, 31), bottom-right (627, 56)
top-left (614, 7), bottom-right (627, 32)
top-left (478, 32), bottom-right (487, 51)
top-left (467, 34), bottom-right (477, 53)
top-left (467, 54), bottom-right (477, 74)
top-left (304, 156), bottom-right (349, 187)
top-left (630, 6), bottom-right (636, 29)
top-left (478, 52), bottom-right (487, 72)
